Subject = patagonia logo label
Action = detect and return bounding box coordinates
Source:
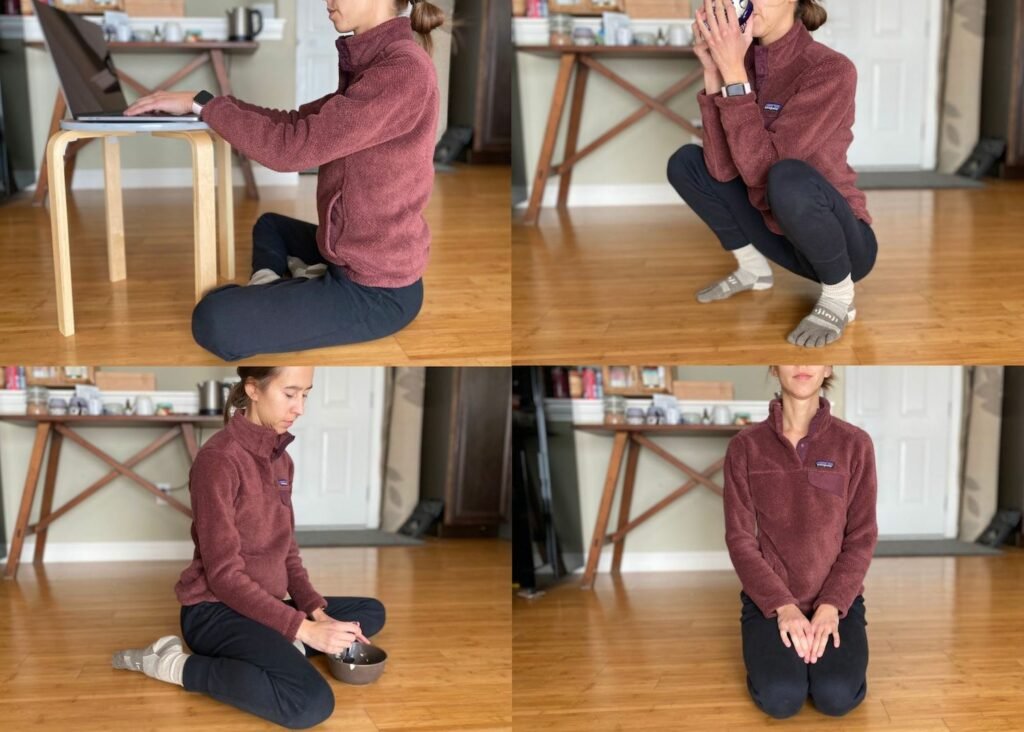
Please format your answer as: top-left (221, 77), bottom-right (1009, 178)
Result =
top-left (764, 103), bottom-right (782, 112)
top-left (815, 460), bottom-right (835, 469)
top-left (278, 479), bottom-right (289, 487)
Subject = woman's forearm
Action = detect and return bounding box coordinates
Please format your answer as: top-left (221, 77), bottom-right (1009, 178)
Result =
top-left (704, 69), bottom-right (724, 96)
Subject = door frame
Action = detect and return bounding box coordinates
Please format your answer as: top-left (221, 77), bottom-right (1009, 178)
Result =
top-left (844, 366), bottom-right (963, 539)
top-left (366, 367), bottom-right (386, 530)
top-left (922, 0), bottom-right (943, 171)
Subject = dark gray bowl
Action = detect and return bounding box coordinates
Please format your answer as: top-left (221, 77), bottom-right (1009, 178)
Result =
top-left (326, 642), bottom-right (387, 685)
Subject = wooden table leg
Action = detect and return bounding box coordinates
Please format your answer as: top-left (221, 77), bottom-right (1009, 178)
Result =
top-left (180, 422), bottom-right (200, 461)
top-left (45, 130), bottom-right (79, 336)
top-left (611, 437), bottom-right (640, 574)
top-left (580, 430), bottom-right (628, 590)
top-left (524, 53), bottom-right (576, 225)
top-left (4, 423), bottom-right (51, 580)
top-left (157, 131), bottom-right (217, 300)
top-left (33, 431), bottom-right (63, 565)
top-left (103, 137), bottom-right (126, 282)
top-left (210, 49), bottom-right (259, 200)
top-left (214, 133), bottom-right (236, 280)
top-left (558, 63), bottom-right (589, 209)
top-left (32, 91), bottom-right (66, 207)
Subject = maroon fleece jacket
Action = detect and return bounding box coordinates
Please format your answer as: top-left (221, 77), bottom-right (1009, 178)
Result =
top-left (697, 21), bottom-right (871, 235)
top-left (723, 398), bottom-right (878, 620)
top-left (200, 17), bottom-right (438, 288)
top-left (175, 413), bottom-right (326, 641)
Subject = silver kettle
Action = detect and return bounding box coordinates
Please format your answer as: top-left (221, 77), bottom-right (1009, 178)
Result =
top-left (226, 6), bottom-right (263, 42)
top-left (197, 380), bottom-right (223, 416)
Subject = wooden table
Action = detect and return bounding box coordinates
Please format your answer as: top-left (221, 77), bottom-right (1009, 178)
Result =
top-left (46, 119), bottom-right (233, 336)
top-left (0, 414), bottom-right (222, 580)
top-left (29, 40), bottom-right (261, 204)
top-left (517, 45), bottom-right (704, 225)
top-left (574, 422), bottom-right (745, 589)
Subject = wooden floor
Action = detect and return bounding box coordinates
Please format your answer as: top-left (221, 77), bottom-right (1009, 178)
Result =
top-left (0, 539), bottom-right (511, 731)
top-left (512, 181), bottom-right (1024, 364)
top-left (0, 165), bottom-right (510, 365)
top-left (513, 549), bottom-right (1024, 730)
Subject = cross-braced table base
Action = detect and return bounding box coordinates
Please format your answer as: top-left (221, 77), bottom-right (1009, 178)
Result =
top-left (517, 46), bottom-right (704, 225)
top-left (575, 424), bottom-right (743, 589)
top-left (1, 416), bottom-right (220, 581)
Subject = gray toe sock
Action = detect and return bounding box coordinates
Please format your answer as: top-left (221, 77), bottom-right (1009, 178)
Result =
top-left (293, 637), bottom-right (307, 656)
top-left (787, 298), bottom-right (857, 348)
top-left (696, 270), bottom-right (774, 303)
top-left (112, 635), bottom-right (187, 686)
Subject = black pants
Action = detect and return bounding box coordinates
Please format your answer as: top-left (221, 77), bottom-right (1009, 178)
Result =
top-left (180, 596), bottom-right (386, 730)
top-left (666, 144), bottom-right (878, 285)
top-left (740, 591), bottom-right (868, 719)
top-left (191, 213), bottom-right (424, 361)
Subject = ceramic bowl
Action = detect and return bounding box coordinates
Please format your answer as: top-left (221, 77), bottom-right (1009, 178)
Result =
top-left (326, 642), bottom-right (387, 685)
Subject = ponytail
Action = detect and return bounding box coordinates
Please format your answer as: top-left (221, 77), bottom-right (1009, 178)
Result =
top-left (400, 0), bottom-right (445, 54)
top-left (797, 0), bottom-right (827, 32)
top-left (223, 366), bottom-right (281, 425)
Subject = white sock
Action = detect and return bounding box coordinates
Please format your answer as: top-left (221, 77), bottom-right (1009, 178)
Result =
top-left (732, 244), bottom-right (773, 281)
top-left (114, 635), bottom-right (187, 687)
top-left (820, 275), bottom-right (855, 310)
top-left (293, 637), bottom-right (307, 656)
top-left (248, 268), bottom-right (281, 286)
top-left (287, 256), bottom-right (328, 279)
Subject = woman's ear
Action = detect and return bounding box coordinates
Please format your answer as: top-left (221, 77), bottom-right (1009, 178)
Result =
top-left (825, 365), bottom-right (834, 379)
top-left (244, 379), bottom-right (258, 403)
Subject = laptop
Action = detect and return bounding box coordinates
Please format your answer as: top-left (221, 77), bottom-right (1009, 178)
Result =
top-left (34, 0), bottom-right (199, 123)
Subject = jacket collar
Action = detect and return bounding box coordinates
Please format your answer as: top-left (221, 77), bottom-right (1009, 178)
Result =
top-left (336, 16), bottom-right (413, 73)
top-left (768, 395), bottom-right (832, 442)
top-left (226, 410), bottom-right (294, 460)
top-left (749, 21), bottom-right (813, 82)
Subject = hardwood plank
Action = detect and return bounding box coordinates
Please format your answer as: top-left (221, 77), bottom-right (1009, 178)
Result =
top-left (511, 182), bottom-right (1024, 364)
top-left (513, 550), bottom-right (1024, 729)
top-left (0, 166), bottom-right (510, 365)
top-left (0, 539), bottom-right (510, 731)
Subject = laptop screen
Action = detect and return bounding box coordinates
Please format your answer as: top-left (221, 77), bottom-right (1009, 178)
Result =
top-left (34, 0), bottom-right (128, 115)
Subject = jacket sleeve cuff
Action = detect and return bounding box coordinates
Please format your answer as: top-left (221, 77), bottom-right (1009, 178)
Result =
top-left (283, 607), bottom-right (308, 642)
top-left (814, 596), bottom-right (849, 619)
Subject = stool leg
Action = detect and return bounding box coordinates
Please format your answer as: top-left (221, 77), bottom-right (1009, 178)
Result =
top-left (103, 137), bottom-right (126, 282)
top-left (45, 131), bottom-right (77, 336)
top-left (214, 133), bottom-right (236, 280)
top-left (188, 132), bottom-right (217, 301)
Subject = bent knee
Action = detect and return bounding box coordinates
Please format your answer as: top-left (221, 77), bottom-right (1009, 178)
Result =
top-left (811, 678), bottom-right (865, 717)
top-left (753, 679), bottom-right (807, 719)
top-left (191, 289), bottom-right (242, 361)
top-left (666, 143), bottom-right (706, 184)
top-left (281, 678), bottom-right (336, 729)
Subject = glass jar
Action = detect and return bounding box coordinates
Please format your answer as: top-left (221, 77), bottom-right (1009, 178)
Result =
top-left (604, 395), bottom-right (627, 425)
top-left (26, 386), bottom-right (49, 416)
top-left (549, 13), bottom-right (574, 46)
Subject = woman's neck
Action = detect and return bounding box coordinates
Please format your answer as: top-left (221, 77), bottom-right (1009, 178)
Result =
top-left (781, 393), bottom-right (819, 446)
top-left (354, 11), bottom-right (397, 35)
top-left (758, 17), bottom-right (796, 46)
top-left (245, 407), bottom-right (266, 429)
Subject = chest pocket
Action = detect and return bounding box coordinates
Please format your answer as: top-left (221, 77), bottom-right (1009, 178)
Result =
top-left (807, 470), bottom-right (846, 498)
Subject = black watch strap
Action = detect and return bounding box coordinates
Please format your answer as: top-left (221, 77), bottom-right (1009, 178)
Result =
top-left (192, 90), bottom-right (214, 115)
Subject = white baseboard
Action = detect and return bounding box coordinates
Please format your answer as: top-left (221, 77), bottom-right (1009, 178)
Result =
top-left (513, 182), bottom-right (685, 209)
top-left (553, 550), bottom-right (733, 574)
top-left (8, 541), bottom-right (195, 563)
top-left (20, 167), bottom-right (299, 191)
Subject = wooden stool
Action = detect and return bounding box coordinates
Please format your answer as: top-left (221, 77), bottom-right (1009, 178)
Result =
top-left (45, 120), bottom-right (235, 336)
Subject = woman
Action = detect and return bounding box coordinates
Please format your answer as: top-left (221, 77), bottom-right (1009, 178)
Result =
top-left (723, 365), bottom-right (877, 719)
top-left (125, 1), bottom-right (445, 361)
top-left (112, 366), bottom-right (386, 729)
top-left (667, 0), bottom-right (877, 348)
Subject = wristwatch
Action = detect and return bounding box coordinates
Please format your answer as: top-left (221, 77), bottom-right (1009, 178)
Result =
top-left (722, 82), bottom-right (752, 98)
top-left (192, 90), bottom-right (215, 116)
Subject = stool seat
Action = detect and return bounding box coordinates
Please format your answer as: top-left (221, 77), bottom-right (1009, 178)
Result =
top-left (45, 123), bottom-right (235, 336)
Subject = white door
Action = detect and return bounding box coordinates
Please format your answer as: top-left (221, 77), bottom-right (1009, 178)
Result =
top-left (289, 367), bottom-right (385, 529)
top-left (814, 0), bottom-right (940, 170)
top-left (295, 0), bottom-right (346, 108)
top-left (844, 367), bottom-right (961, 538)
